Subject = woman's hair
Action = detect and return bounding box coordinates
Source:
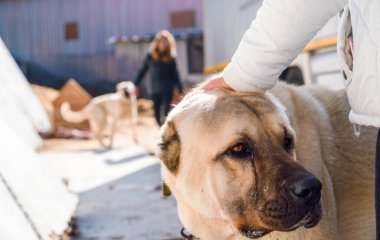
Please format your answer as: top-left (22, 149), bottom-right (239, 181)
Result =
top-left (149, 30), bottom-right (177, 62)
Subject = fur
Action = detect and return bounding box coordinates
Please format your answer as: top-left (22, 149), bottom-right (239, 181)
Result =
top-left (158, 82), bottom-right (376, 240)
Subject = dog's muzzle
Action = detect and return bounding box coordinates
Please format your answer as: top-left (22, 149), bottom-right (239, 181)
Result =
top-left (255, 174), bottom-right (322, 235)
top-left (288, 174), bottom-right (322, 206)
top-left (240, 229), bottom-right (271, 239)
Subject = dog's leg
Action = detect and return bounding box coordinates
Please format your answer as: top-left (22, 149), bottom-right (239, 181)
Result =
top-left (90, 119), bottom-right (104, 148)
top-left (97, 117), bottom-right (108, 148)
top-left (130, 93), bottom-right (139, 144)
top-left (108, 117), bottom-right (117, 148)
top-left (95, 125), bottom-right (107, 148)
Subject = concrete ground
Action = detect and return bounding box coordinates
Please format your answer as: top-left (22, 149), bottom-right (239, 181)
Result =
top-left (39, 117), bottom-right (183, 240)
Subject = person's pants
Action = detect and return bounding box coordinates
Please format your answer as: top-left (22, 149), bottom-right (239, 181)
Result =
top-left (152, 93), bottom-right (173, 126)
top-left (376, 129), bottom-right (380, 240)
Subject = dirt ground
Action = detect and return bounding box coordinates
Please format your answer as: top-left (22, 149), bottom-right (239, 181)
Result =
top-left (39, 115), bottom-right (183, 240)
top-left (32, 82), bottom-right (185, 239)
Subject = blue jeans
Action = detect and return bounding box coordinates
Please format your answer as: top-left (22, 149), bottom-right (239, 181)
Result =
top-left (152, 93), bottom-right (173, 126)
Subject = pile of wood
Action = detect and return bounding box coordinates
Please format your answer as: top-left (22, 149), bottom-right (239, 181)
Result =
top-left (52, 79), bottom-right (92, 130)
top-left (33, 79), bottom-right (91, 131)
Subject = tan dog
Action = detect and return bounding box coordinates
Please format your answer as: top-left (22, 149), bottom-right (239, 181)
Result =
top-left (61, 81), bottom-right (138, 147)
top-left (158, 82), bottom-right (376, 240)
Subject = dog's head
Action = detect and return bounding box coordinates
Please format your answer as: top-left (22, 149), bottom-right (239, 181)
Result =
top-left (116, 81), bottom-right (136, 98)
top-left (158, 88), bottom-right (322, 239)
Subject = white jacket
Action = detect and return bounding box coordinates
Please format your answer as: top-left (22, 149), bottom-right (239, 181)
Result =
top-left (223, 0), bottom-right (380, 128)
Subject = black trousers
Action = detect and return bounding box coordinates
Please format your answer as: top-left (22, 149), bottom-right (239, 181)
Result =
top-left (152, 93), bottom-right (173, 126)
top-left (376, 129), bottom-right (380, 240)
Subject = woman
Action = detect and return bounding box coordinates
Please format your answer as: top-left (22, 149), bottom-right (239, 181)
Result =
top-left (133, 30), bottom-right (183, 126)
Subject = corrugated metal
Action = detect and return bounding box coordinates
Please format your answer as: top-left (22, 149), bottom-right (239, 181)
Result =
top-left (203, 0), bottom-right (263, 68)
top-left (0, 0), bottom-right (202, 95)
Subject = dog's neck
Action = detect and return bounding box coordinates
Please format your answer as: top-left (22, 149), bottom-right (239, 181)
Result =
top-left (176, 192), bottom-right (305, 240)
top-left (175, 193), bottom-right (241, 239)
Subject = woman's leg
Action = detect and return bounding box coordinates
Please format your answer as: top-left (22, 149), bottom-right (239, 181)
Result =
top-left (162, 92), bottom-right (174, 122)
top-left (152, 94), bottom-right (162, 126)
top-left (376, 129), bottom-right (380, 240)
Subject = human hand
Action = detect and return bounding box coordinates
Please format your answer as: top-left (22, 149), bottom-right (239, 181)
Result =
top-left (172, 89), bottom-right (182, 104)
top-left (129, 86), bottom-right (139, 97)
top-left (199, 75), bottom-right (233, 91)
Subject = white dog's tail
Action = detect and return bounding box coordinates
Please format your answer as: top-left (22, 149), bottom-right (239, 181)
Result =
top-left (60, 102), bottom-right (89, 123)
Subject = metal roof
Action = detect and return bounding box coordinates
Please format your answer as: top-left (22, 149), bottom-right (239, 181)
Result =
top-left (108, 29), bottom-right (203, 45)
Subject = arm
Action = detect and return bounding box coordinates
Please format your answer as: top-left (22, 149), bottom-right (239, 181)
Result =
top-left (223, 0), bottom-right (347, 92)
top-left (133, 54), bottom-right (151, 86)
top-left (172, 58), bottom-right (184, 93)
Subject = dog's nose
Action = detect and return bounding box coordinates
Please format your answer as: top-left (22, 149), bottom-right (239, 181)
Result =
top-left (288, 175), bottom-right (322, 205)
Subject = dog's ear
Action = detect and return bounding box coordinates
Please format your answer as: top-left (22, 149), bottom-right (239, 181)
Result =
top-left (162, 181), bottom-right (172, 197)
top-left (158, 121), bottom-right (181, 174)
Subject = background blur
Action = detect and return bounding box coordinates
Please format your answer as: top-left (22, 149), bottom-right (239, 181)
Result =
top-left (0, 0), bottom-right (343, 96)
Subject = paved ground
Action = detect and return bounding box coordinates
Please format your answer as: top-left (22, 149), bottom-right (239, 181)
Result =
top-left (40, 118), bottom-right (183, 240)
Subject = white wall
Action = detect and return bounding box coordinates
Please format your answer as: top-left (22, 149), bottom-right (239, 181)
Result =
top-left (203, 0), bottom-right (263, 68)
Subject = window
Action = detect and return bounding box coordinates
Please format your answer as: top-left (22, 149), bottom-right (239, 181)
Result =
top-left (65, 22), bottom-right (79, 41)
top-left (187, 38), bottom-right (204, 74)
top-left (170, 10), bottom-right (195, 29)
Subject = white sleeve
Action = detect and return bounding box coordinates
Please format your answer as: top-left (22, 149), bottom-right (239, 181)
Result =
top-left (223, 0), bottom-right (347, 92)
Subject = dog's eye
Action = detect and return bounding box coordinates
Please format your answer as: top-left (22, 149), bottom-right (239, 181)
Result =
top-left (229, 143), bottom-right (252, 159)
top-left (283, 126), bottom-right (294, 152)
top-left (284, 135), bottom-right (293, 151)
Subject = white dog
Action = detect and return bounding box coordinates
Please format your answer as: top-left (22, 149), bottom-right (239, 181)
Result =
top-left (61, 81), bottom-right (138, 147)
top-left (158, 82), bottom-right (376, 239)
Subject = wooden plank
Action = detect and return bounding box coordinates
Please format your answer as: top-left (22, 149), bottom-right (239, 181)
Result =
top-left (0, 119), bottom-right (78, 240)
top-left (53, 79), bottom-right (92, 130)
top-left (203, 63), bottom-right (228, 74)
top-left (304, 36), bottom-right (337, 52)
top-left (203, 36), bottom-right (338, 74)
top-left (0, 177), bottom-right (39, 240)
top-left (0, 38), bottom-right (51, 149)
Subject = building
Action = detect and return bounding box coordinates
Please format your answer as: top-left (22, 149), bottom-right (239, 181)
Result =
top-left (0, 0), bottom-right (203, 95)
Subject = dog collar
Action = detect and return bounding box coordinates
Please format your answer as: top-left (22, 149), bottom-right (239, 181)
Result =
top-left (180, 227), bottom-right (199, 240)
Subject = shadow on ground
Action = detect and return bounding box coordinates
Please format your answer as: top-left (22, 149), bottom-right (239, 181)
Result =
top-left (72, 163), bottom-right (182, 240)
top-left (104, 152), bottom-right (150, 165)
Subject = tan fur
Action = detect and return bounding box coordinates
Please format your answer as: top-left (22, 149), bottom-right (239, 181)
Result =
top-left (60, 81), bottom-right (138, 147)
top-left (158, 82), bottom-right (376, 240)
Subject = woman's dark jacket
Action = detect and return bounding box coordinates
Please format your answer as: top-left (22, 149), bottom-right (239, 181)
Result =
top-left (133, 54), bottom-right (183, 95)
